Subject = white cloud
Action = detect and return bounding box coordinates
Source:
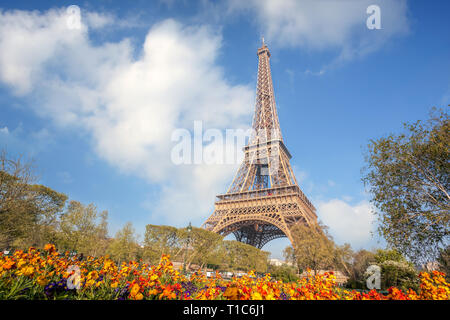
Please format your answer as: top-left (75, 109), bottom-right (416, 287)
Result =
top-left (228, 0), bottom-right (409, 67)
top-left (0, 8), bottom-right (254, 225)
top-left (0, 126), bottom-right (9, 134)
top-left (317, 199), bottom-right (376, 248)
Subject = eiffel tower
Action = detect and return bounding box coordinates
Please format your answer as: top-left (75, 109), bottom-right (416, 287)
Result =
top-left (202, 39), bottom-right (318, 249)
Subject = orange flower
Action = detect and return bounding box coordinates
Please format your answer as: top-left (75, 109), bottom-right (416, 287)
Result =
top-left (135, 293), bottom-right (144, 300)
top-left (130, 283), bottom-right (140, 297)
top-left (223, 285), bottom-right (240, 300)
top-left (159, 285), bottom-right (176, 300)
top-left (44, 244), bottom-right (56, 253)
top-left (18, 266), bottom-right (35, 277)
top-left (2, 260), bottom-right (15, 270)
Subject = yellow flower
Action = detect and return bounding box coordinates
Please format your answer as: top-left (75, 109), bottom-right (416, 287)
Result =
top-left (21, 266), bottom-right (35, 276)
top-left (150, 274), bottom-right (158, 281)
top-left (17, 260), bottom-right (26, 269)
top-left (85, 279), bottom-right (96, 287)
top-left (87, 270), bottom-right (99, 280)
top-left (251, 292), bottom-right (263, 300)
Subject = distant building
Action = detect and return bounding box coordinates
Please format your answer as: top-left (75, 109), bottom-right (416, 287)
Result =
top-left (268, 258), bottom-right (293, 267)
top-left (299, 270), bottom-right (349, 286)
top-left (172, 261), bottom-right (183, 270)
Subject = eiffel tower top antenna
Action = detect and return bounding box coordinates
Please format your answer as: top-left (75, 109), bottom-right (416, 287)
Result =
top-left (253, 36), bottom-right (281, 144)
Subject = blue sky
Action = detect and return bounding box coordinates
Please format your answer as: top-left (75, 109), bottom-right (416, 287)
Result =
top-left (0, 1), bottom-right (449, 259)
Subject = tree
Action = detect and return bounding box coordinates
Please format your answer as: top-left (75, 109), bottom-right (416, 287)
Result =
top-left (291, 222), bottom-right (335, 274)
top-left (373, 249), bottom-right (418, 291)
top-left (13, 184), bottom-right (68, 249)
top-left (282, 246), bottom-right (296, 266)
top-left (345, 249), bottom-right (376, 289)
top-left (267, 264), bottom-right (299, 282)
top-left (181, 227), bottom-right (223, 270)
top-left (0, 150), bottom-right (67, 249)
top-left (220, 240), bottom-right (269, 273)
top-left (220, 240), bottom-right (242, 271)
top-left (93, 210), bottom-right (110, 257)
top-left (143, 224), bottom-right (180, 264)
top-left (107, 222), bottom-right (139, 263)
top-left (378, 260), bottom-right (418, 291)
top-left (374, 248), bottom-right (406, 264)
top-left (437, 246), bottom-right (450, 279)
top-left (57, 200), bottom-right (109, 256)
top-left (283, 242), bottom-right (351, 276)
top-left (252, 248), bottom-right (270, 274)
top-left (332, 243), bottom-right (354, 277)
top-left (363, 108), bottom-right (449, 264)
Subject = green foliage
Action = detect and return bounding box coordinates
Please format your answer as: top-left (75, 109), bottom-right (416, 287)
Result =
top-left (0, 274), bottom-right (36, 300)
top-left (291, 222), bottom-right (335, 274)
top-left (282, 246), bottom-right (296, 266)
top-left (362, 108), bottom-right (450, 264)
top-left (141, 225), bottom-right (270, 272)
top-left (437, 245), bottom-right (450, 280)
top-left (57, 201), bottom-right (109, 257)
top-left (143, 225), bottom-right (180, 264)
top-left (373, 248), bottom-right (418, 291)
top-left (220, 240), bottom-right (269, 273)
top-left (345, 249), bottom-right (376, 289)
top-left (0, 151), bottom-right (68, 249)
top-left (332, 243), bottom-right (353, 277)
top-left (182, 227), bottom-right (223, 270)
top-left (379, 260), bottom-right (418, 292)
top-left (345, 248), bottom-right (418, 291)
top-left (267, 264), bottom-right (298, 282)
top-left (107, 222), bottom-right (140, 264)
top-left (374, 248), bottom-right (406, 264)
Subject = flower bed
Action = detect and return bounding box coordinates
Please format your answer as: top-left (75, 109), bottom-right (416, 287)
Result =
top-left (0, 244), bottom-right (448, 300)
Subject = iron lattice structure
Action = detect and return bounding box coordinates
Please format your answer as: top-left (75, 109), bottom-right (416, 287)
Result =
top-left (202, 40), bottom-right (318, 249)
